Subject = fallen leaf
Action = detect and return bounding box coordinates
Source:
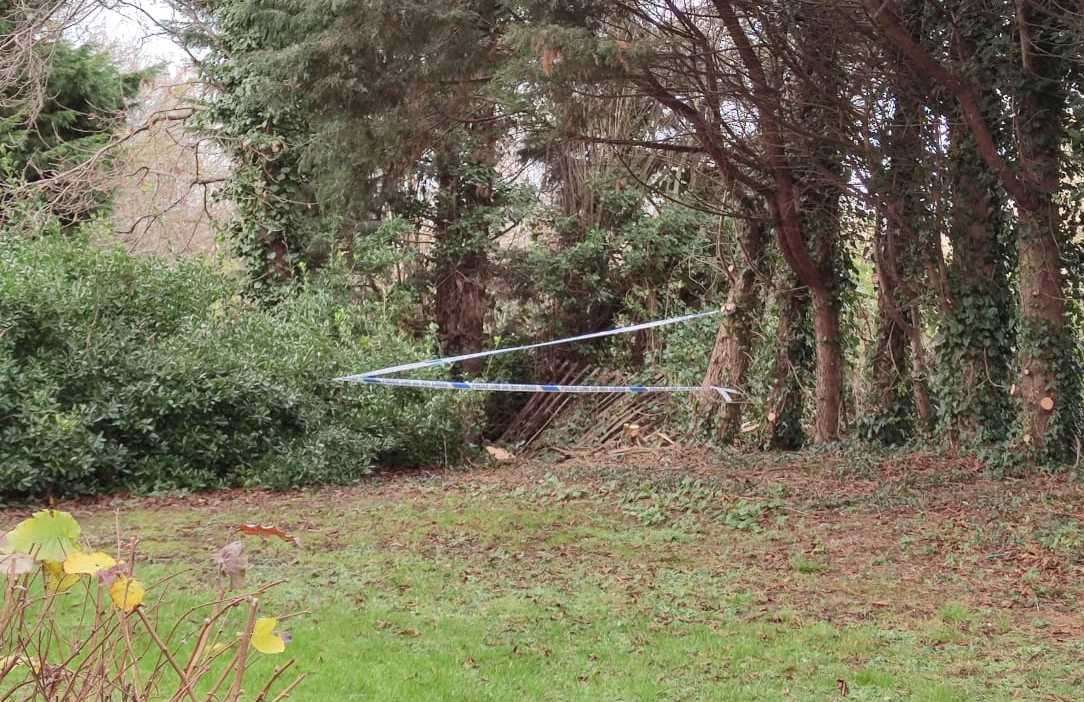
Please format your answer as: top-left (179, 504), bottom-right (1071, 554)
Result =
top-left (213, 541), bottom-right (248, 589)
top-left (484, 446), bottom-right (515, 462)
top-left (252, 617), bottom-right (286, 654)
top-left (110, 576), bottom-right (145, 613)
top-left (237, 524), bottom-right (299, 546)
top-left (63, 551), bottom-right (116, 575)
top-left (8, 510), bottom-right (80, 562)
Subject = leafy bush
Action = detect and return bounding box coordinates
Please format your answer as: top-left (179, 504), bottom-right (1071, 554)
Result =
top-left (0, 235), bottom-right (475, 498)
top-left (1, 509), bottom-right (301, 700)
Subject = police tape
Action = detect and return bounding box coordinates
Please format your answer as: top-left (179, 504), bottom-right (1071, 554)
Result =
top-left (334, 308), bottom-right (740, 401)
top-left (349, 376), bottom-right (737, 402)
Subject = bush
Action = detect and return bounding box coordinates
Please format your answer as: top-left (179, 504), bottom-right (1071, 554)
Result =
top-left (0, 235), bottom-right (475, 499)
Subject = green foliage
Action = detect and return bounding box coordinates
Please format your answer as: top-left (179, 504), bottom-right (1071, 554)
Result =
top-left (189, 1), bottom-right (330, 286)
top-left (504, 195), bottom-right (720, 353)
top-left (1036, 519), bottom-right (1084, 561)
top-left (0, 233), bottom-right (474, 499)
top-left (0, 36), bottom-right (146, 225)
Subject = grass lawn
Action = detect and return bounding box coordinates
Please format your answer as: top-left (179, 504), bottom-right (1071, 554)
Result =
top-left (5, 449), bottom-right (1084, 700)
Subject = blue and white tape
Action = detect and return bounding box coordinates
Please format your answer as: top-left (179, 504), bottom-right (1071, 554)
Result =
top-left (334, 309), bottom-right (739, 402)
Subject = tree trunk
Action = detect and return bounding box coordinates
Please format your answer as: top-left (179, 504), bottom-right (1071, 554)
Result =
top-left (939, 116), bottom-right (1014, 444)
top-left (810, 292), bottom-right (843, 443)
top-left (868, 272), bottom-right (913, 442)
top-left (432, 133), bottom-right (493, 375)
top-left (698, 200), bottom-right (767, 441)
top-left (762, 281), bottom-right (812, 450)
top-left (937, 17), bottom-right (1015, 444)
top-left (908, 304), bottom-right (933, 428)
top-left (1016, 204), bottom-right (1067, 448)
top-left (435, 250), bottom-right (486, 375)
top-left (865, 0), bottom-right (933, 440)
top-left (1012, 0), bottom-right (1074, 453)
top-left (794, 3), bottom-right (846, 444)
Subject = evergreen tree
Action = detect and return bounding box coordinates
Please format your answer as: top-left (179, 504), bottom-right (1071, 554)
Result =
top-left (0, 6), bottom-right (144, 226)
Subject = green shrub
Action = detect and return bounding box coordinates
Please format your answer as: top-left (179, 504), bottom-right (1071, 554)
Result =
top-left (0, 235), bottom-right (475, 499)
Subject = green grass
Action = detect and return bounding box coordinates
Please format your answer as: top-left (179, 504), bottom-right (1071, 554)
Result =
top-left (8, 469), bottom-right (1084, 701)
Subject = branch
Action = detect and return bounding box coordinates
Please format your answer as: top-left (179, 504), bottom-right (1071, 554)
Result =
top-left (564, 132), bottom-right (704, 154)
top-left (635, 71), bottom-right (762, 193)
top-left (862, 0), bottom-right (1040, 210)
top-left (713, 0), bottom-right (828, 293)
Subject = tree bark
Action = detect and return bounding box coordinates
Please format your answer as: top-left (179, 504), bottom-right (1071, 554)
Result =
top-left (432, 133), bottom-right (493, 375)
top-left (939, 106), bottom-right (1014, 444)
top-left (762, 281), bottom-right (812, 450)
top-left (1013, 0), bottom-right (1073, 452)
top-left (810, 292), bottom-right (844, 443)
top-left (864, 0), bottom-right (932, 440)
top-left (908, 304), bottom-right (933, 427)
top-left (699, 199), bottom-right (767, 441)
top-left (869, 269), bottom-right (912, 442)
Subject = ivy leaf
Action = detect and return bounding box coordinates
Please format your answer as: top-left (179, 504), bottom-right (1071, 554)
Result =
top-left (251, 617), bottom-right (286, 654)
top-left (64, 551), bottom-right (117, 575)
top-left (110, 576), bottom-right (145, 613)
top-left (8, 510), bottom-right (81, 562)
top-left (44, 561), bottom-right (80, 593)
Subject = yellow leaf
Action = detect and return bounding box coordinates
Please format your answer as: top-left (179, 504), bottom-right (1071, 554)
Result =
top-left (110, 576), bottom-right (145, 613)
top-left (251, 617), bottom-right (286, 654)
top-left (63, 551), bottom-right (116, 575)
top-left (8, 510), bottom-right (80, 562)
top-left (44, 561), bottom-right (80, 593)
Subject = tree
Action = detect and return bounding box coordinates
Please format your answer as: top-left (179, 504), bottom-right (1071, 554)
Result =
top-left (554, 0), bottom-right (854, 442)
top-left (1, 2), bottom-right (145, 227)
top-left (862, 0), bottom-right (1082, 456)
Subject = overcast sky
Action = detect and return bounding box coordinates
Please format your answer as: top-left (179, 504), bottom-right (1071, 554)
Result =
top-left (77, 1), bottom-right (190, 69)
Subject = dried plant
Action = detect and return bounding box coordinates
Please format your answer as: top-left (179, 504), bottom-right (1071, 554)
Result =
top-left (0, 509), bottom-right (304, 701)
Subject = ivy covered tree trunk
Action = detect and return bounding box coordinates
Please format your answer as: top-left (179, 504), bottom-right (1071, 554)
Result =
top-left (432, 133), bottom-right (495, 375)
top-left (936, 17), bottom-right (1015, 444)
top-left (866, 0), bottom-right (932, 442)
top-left (762, 279), bottom-right (813, 450)
top-left (792, 2), bottom-right (847, 444)
top-left (1012, 0), bottom-right (1079, 455)
top-left (937, 119), bottom-right (1014, 445)
top-left (869, 266), bottom-right (913, 441)
top-left (699, 198), bottom-right (767, 441)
